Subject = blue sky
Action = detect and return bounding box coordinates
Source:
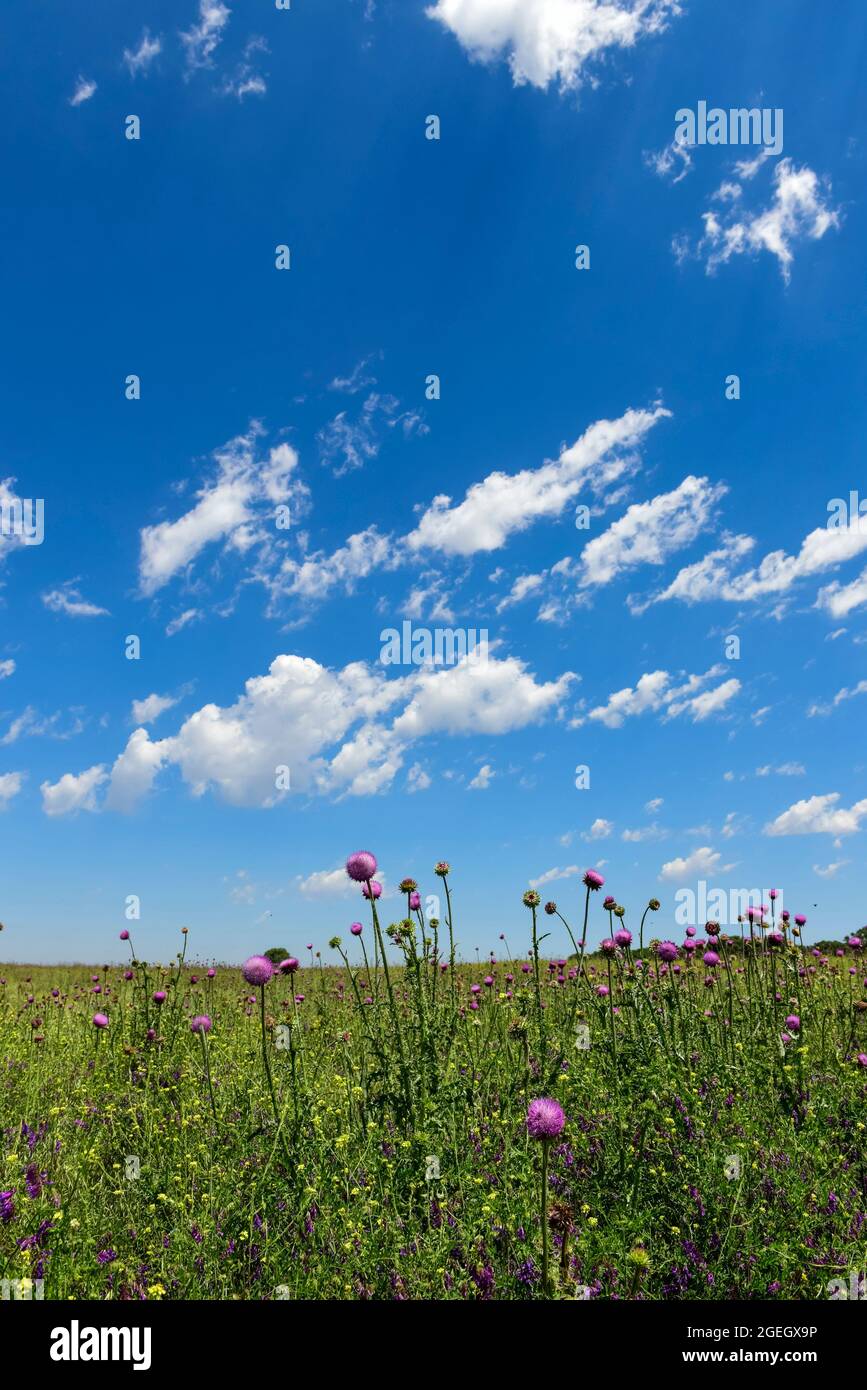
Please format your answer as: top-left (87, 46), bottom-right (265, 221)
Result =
top-left (1, 0), bottom-right (866, 964)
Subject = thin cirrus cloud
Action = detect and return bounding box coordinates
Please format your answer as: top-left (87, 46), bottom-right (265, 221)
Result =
top-left (180, 0), bottom-right (231, 72)
top-left (42, 584), bottom-right (109, 618)
top-left (807, 680), bottom-right (867, 718)
top-left (426, 0), bottom-right (682, 92)
top-left (123, 30), bottom-right (162, 76)
top-left (69, 77), bottom-right (97, 106)
top-left (41, 647), bottom-right (574, 816)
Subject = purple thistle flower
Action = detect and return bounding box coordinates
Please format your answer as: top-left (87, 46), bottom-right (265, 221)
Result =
top-left (190, 1015), bottom-right (212, 1034)
top-left (241, 956), bottom-right (273, 987)
top-left (346, 850), bottom-right (377, 882)
top-left (657, 941), bottom-right (679, 963)
top-left (583, 870), bottom-right (605, 890)
top-left (350, 922), bottom-right (363, 936)
top-left (527, 1097), bottom-right (565, 1141)
top-left (92, 1012), bottom-right (109, 1028)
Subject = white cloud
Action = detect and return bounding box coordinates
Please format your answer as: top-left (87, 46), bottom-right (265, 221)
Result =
top-left (0, 771), bottom-right (24, 808)
top-left (41, 765), bottom-right (107, 817)
top-left (298, 867), bottom-right (357, 899)
top-left (42, 584), bottom-right (109, 618)
top-left (808, 679), bottom-right (867, 717)
top-left (329, 356), bottom-right (380, 395)
top-left (816, 565), bottom-right (867, 619)
top-left (496, 571), bottom-right (546, 613)
top-left (684, 158), bottom-right (841, 282)
top-left (69, 648), bottom-right (572, 814)
top-left (813, 860), bottom-right (849, 879)
top-left (529, 864), bottom-right (580, 890)
top-left (139, 428), bottom-right (306, 595)
top-left (756, 762), bottom-right (805, 776)
top-left (0, 659), bottom-right (15, 680)
top-left (406, 761), bottom-right (432, 793)
top-left (659, 846), bottom-right (730, 882)
top-left (181, 0), bottom-right (230, 71)
top-left (645, 796), bottom-right (663, 812)
top-left (131, 693), bottom-right (180, 725)
top-left (582, 664), bottom-right (738, 728)
top-left (468, 762), bottom-right (495, 790)
top-left (166, 609), bottom-right (202, 637)
top-left (275, 527), bottom-right (396, 601)
top-left (105, 730), bottom-right (169, 814)
top-left (221, 37), bottom-right (268, 100)
top-left (408, 406), bottom-right (669, 558)
top-left (644, 517), bottom-right (867, 610)
top-left (764, 792), bottom-right (867, 837)
top-left (582, 816), bottom-right (613, 840)
top-left (578, 476), bottom-right (726, 589)
top-left (69, 77), bottom-right (97, 106)
top-left (317, 393), bottom-right (403, 475)
top-left (621, 822), bottom-right (666, 842)
top-left (123, 30), bottom-right (162, 75)
top-left (644, 139), bottom-right (692, 183)
top-left (426, 0), bottom-right (681, 92)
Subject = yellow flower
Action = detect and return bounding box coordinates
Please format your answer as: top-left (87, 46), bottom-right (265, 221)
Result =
top-left (147, 1283), bottom-right (166, 1299)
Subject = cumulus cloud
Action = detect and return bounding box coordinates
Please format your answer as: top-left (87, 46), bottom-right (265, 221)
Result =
top-left (582, 817), bottom-right (613, 840)
top-left (51, 648), bottom-right (572, 815)
top-left (41, 765), bottom-right (107, 817)
top-left (138, 427), bottom-right (307, 595)
top-left (816, 565), bottom-right (867, 619)
top-left (406, 762), bottom-right (432, 793)
top-left (579, 664), bottom-right (739, 728)
top-left (0, 659), bottom-right (15, 680)
top-left (0, 771), bottom-right (24, 808)
top-left (529, 864), bottom-right (581, 890)
top-left (297, 867), bottom-right (358, 898)
top-left (468, 763), bottom-right (495, 790)
top-left (659, 846), bottom-right (731, 881)
top-left (577, 476), bottom-right (726, 588)
top-left (764, 793), bottom-right (867, 837)
top-left (131, 693), bottom-right (180, 725)
top-left (642, 517), bottom-right (867, 611)
top-left (678, 158), bottom-right (841, 282)
top-left (408, 406), bottom-right (669, 558)
top-left (426, 0), bottom-right (681, 92)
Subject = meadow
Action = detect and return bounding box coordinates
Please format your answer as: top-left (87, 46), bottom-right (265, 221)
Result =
top-left (1, 852), bottom-right (866, 1301)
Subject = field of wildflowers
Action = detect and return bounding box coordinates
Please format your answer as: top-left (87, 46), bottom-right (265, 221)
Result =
top-left (2, 853), bottom-right (866, 1301)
